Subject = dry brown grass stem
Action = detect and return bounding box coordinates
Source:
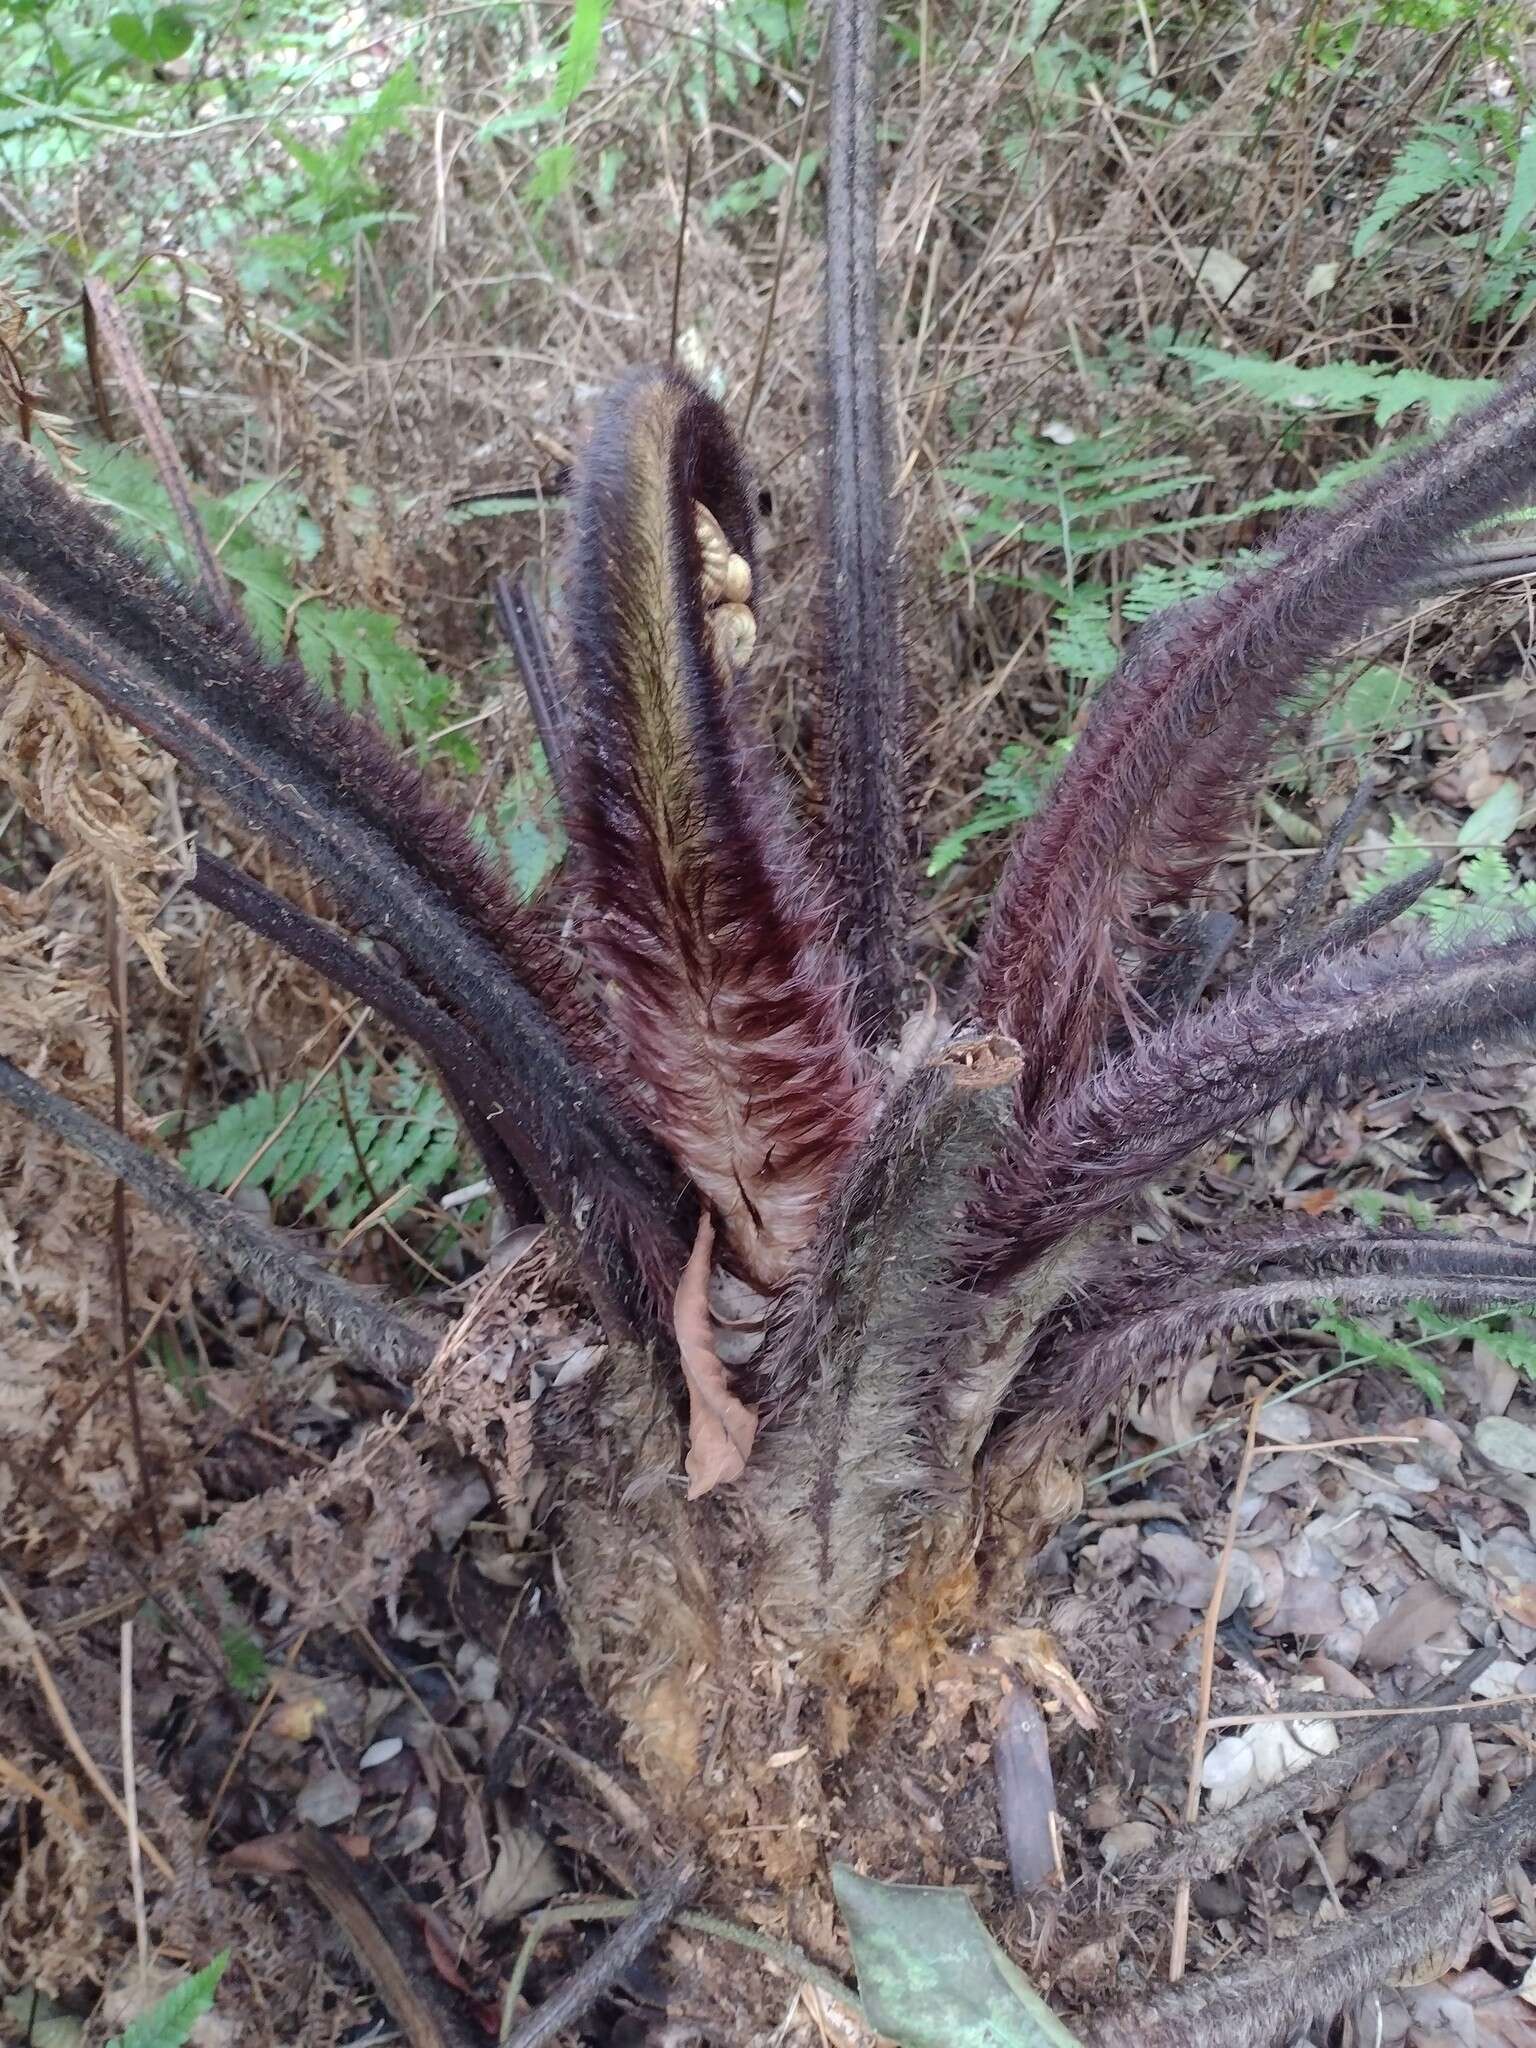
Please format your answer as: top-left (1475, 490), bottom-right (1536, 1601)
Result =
top-left (119, 1618), bottom-right (150, 1986)
top-left (1169, 1387), bottom-right (1264, 1983)
top-left (0, 1570), bottom-right (175, 1884)
top-left (0, 1752), bottom-right (91, 1837)
top-left (1208, 1694), bottom-right (1536, 1730)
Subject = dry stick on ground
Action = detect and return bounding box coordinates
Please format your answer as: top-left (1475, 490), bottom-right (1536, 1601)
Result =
top-left (490, 576), bottom-right (573, 821)
top-left (0, 1570), bottom-right (175, 1885)
top-left (501, 1855), bottom-right (703, 2048)
top-left (666, 138), bottom-right (693, 364)
top-left (289, 1826), bottom-right (484, 2048)
top-left (1168, 1388), bottom-right (1264, 1982)
top-left (81, 278), bottom-right (255, 643)
top-left (1087, 1776), bottom-right (1536, 2048)
top-left (0, 1055), bottom-right (437, 1383)
top-left (119, 1618), bottom-right (150, 1988)
top-left (500, 1894), bottom-right (863, 2038)
top-left (107, 888), bottom-right (160, 1556)
top-left (1261, 775), bottom-right (1374, 957)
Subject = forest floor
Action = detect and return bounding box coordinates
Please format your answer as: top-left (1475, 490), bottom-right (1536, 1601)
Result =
top-left (2, 0), bottom-right (1536, 2042)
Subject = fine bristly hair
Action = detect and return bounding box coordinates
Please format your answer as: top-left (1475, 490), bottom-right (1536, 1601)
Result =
top-left (5, 0), bottom-right (1536, 1639)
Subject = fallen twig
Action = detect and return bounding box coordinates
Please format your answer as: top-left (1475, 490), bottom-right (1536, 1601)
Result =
top-left (0, 1053), bottom-right (437, 1383)
top-left (500, 1855), bottom-right (702, 2048)
top-left (290, 1826), bottom-right (484, 2048)
top-left (0, 1570), bottom-right (175, 1884)
top-left (499, 1893), bottom-right (864, 2039)
top-left (81, 278), bottom-right (254, 643)
top-left (120, 1619), bottom-right (150, 1986)
top-left (1169, 1389), bottom-right (1263, 1980)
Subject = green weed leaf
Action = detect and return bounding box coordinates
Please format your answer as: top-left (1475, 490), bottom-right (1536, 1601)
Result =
top-left (528, 141), bottom-right (577, 210)
top-left (1315, 1312), bottom-right (1446, 1406)
top-left (1494, 130), bottom-right (1536, 255)
top-left (222, 1626), bottom-right (270, 1700)
top-left (1459, 779), bottom-right (1523, 848)
top-left (106, 1955), bottom-right (229, 2048)
top-left (555, 0), bottom-right (611, 109)
top-left (833, 1868), bottom-right (1082, 2048)
top-left (1322, 664), bottom-right (1412, 753)
top-left (108, 7), bottom-right (194, 65)
top-left (472, 769), bottom-right (565, 898)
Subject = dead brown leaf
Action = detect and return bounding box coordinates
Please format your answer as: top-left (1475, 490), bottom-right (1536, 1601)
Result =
top-left (1360, 1584), bottom-right (1463, 1672)
top-left (673, 1209), bottom-right (757, 1499)
top-left (991, 1628), bottom-right (1100, 1731)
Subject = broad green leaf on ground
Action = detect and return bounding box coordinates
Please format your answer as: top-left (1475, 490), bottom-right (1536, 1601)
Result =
top-left (1458, 778), bottom-right (1523, 848)
top-left (106, 1955), bottom-right (229, 2048)
top-left (832, 1867), bottom-right (1083, 2048)
top-left (108, 7), bottom-right (195, 65)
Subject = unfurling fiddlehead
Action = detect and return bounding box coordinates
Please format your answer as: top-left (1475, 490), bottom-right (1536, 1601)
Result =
top-left (564, 367), bottom-right (876, 1293)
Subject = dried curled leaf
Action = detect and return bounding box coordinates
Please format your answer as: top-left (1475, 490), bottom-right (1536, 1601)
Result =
top-left (418, 1264), bottom-right (535, 1520)
top-left (200, 1421), bottom-right (434, 1626)
top-left (673, 1210), bottom-right (757, 1498)
top-left (990, 1628), bottom-right (1100, 1733)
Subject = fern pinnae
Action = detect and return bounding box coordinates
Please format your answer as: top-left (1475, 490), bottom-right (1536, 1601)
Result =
top-left (566, 367), bottom-right (877, 1292)
top-left (1122, 349), bottom-right (1536, 889)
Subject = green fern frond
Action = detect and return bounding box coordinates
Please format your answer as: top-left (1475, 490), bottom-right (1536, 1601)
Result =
top-left (105, 1956), bottom-right (229, 2048)
top-left (1173, 344), bottom-right (1496, 431)
top-left (176, 1058), bottom-right (463, 1228)
top-left (73, 443), bottom-right (470, 764)
top-left (1352, 124), bottom-right (1475, 258)
top-left (1318, 1295), bottom-right (1536, 1407)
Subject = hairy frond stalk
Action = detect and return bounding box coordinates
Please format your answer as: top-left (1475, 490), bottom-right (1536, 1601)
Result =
top-left (565, 365), bottom-right (876, 1292)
